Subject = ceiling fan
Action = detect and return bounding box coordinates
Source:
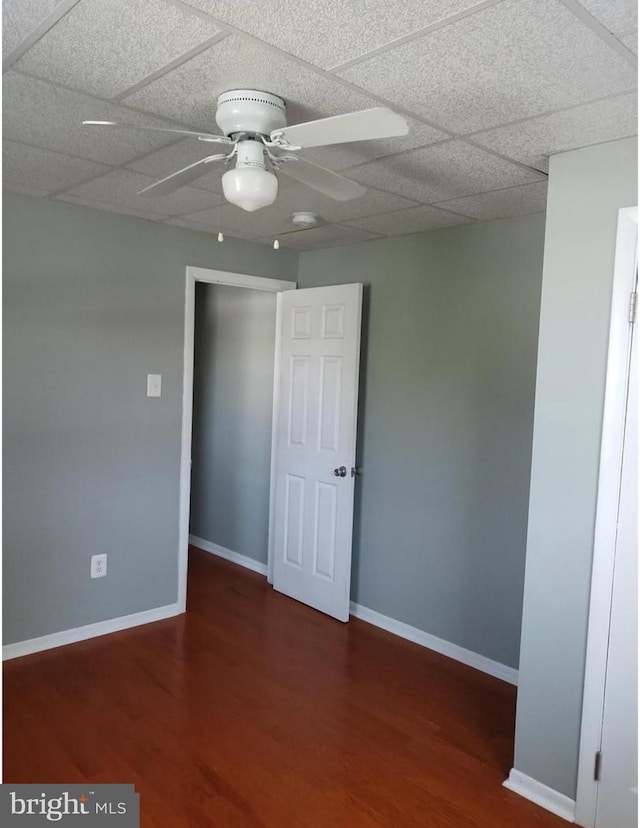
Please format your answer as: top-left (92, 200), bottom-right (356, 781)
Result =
top-left (82, 89), bottom-right (409, 212)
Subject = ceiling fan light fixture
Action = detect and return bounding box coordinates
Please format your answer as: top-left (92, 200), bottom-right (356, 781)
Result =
top-left (222, 139), bottom-right (278, 212)
top-left (84, 92), bottom-right (409, 209)
top-left (222, 166), bottom-right (278, 212)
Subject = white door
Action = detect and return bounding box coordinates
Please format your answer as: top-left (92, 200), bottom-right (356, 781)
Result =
top-left (270, 283), bottom-right (362, 621)
top-left (596, 299), bottom-right (638, 828)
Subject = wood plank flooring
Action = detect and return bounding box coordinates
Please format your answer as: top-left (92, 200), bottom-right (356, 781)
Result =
top-left (4, 546), bottom-right (566, 827)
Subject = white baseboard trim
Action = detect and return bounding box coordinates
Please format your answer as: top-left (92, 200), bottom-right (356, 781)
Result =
top-left (349, 601), bottom-right (519, 686)
top-left (3, 603), bottom-right (182, 661)
top-left (189, 537), bottom-right (517, 686)
top-left (503, 769), bottom-right (576, 822)
top-left (189, 535), bottom-right (269, 577)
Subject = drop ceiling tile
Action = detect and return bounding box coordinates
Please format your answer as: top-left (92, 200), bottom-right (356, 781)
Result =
top-left (55, 193), bottom-right (163, 221)
top-left (15, 0), bottom-right (222, 99)
top-left (126, 139), bottom-right (225, 192)
top-left (338, 0), bottom-right (637, 133)
top-left (61, 170), bottom-right (221, 217)
top-left (302, 118), bottom-right (449, 171)
top-left (347, 140), bottom-right (544, 203)
top-left (166, 217), bottom-right (258, 240)
top-left (345, 204), bottom-right (472, 236)
top-left (123, 34), bottom-right (381, 131)
top-left (180, 0), bottom-right (483, 69)
top-left (619, 30), bottom-right (637, 53)
top-left (3, 140), bottom-right (110, 194)
top-left (3, 0), bottom-right (63, 55)
top-left (4, 183), bottom-right (52, 198)
top-left (3, 73), bottom-right (186, 165)
top-left (270, 224), bottom-right (382, 250)
top-left (472, 93), bottom-right (638, 172)
top-left (271, 181), bottom-right (419, 223)
top-left (435, 180), bottom-right (548, 220)
top-left (576, 0), bottom-right (637, 37)
top-left (180, 202), bottom-right (294, 238)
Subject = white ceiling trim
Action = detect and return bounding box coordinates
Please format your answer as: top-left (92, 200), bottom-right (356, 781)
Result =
top-left (328, 0), bottom-right (506, 74)
top-left (148, 7), bottom-right (461, 139)
top-left (557, 0), bottom-right (638, 66)
top-left (2, 0), bottom-right (82, 72)
top-left (466, 87), bottom-right (637, 136)
top-left (111, 32), bottom-right (231, 102)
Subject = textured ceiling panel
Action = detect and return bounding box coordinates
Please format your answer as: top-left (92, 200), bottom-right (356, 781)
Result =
top-left (619, 31), bottom-right (637, 52)
top-left (123, 34), bottom-right (381, 131)
top-left (345, 204), bottom-right (471, 236)
top-left (302, 117), bottom-right (449, 171)
top-left (348, 140), bottom-right (545, 203)
top-left (269, 182), bottom-right (418, 223)
top-left (267, 224), bottom-right (381, 250)
top-left (435, 181), bottom-right (549, 220)
top-left (3, 0), bottom-right (637, 249)
top-left (15, 0), bottom-right (222, 98)
top-left (3, 73), bottom-right (184, 164)
top-left (2, 0), bottom-right (64, 54)
top-left (166, 217), bottom-right (258, 239)
top-left (61, 169), bottom-right (221, 217)
top-left (3, 139), bottom-right (109, 194)
top-left (577, 0), bottom-right (637, 37)
top-left (180, 0), bottom-right (484, 69)
top-left (471, 93), bottom-right (638, 172)
top-left (338, 0), bottom-right (637, 133)
top-left (178, 180), bottom-right (418, 237)
top-left (181, 202), bottom-right (294, 238)
top-left (125, 139), bottom-right (225, 192)
top-left (55, 193), bottom-right (165, 220)
top-left (5, 182), bottom-right (56, 198)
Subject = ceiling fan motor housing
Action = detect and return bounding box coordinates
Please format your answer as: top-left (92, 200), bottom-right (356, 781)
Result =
top-left (216, 90), bottom-right (287, 138)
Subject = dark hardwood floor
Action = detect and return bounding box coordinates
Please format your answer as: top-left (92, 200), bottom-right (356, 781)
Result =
top-left (4, 546), bottom-right (566, 827)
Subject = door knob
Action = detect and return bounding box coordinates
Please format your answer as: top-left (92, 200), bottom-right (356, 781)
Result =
top-left (333, 466), bottom-right (347, 477)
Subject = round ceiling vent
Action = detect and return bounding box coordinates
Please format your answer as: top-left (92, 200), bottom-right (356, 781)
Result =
top-left (291, 211), bottom-right (319, 227)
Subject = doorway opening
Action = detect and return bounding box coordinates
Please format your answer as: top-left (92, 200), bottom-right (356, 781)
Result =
top-left (177, 267), bottom-right (364, 622)
top-left (177, 267), bottom-right (296, 612)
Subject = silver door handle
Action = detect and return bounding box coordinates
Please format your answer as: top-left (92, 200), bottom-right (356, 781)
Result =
top-left (333, 466), bottom-right (347, 477)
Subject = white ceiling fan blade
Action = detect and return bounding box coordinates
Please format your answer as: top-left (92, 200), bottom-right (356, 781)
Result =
top-left (279, 157), bottom-right (366, 201)
top-left (82, 120), bottom-right (232, 145)
top-left (137, 154), bottom-right (228, 197)
top-left (271, 107), bottom-right (408, 149)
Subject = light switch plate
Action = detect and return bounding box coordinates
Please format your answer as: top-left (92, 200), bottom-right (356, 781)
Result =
top-left (147, 374), bottom-right (162, 397)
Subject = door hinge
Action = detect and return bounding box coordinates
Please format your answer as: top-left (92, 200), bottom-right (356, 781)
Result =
top-left (630, 291), bottom-right (637, 324)
top-left (594, 751), bottom-right (602, 781)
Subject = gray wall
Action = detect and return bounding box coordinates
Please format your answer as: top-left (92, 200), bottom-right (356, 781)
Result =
top-left (3, 192), bottom-right (297, 645)
top-left (298, 213), bottom-right (546, 669)
top-left (513, 137), bottom-right (637, 798)
top-left (190, 283), bottom-right (277, 563)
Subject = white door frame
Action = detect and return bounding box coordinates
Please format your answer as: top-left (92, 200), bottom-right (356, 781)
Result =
top-left (575, 206), bottom-right (638, 826)
top-left (177, 265), bottom-right (297, 612)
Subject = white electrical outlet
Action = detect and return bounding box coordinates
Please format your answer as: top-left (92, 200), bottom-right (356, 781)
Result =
top-left (91, 553), bottom-right (107, 579)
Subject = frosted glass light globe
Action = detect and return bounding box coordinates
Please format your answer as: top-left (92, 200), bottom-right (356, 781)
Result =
top-left (222, 167), bottom-right (278, 212)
